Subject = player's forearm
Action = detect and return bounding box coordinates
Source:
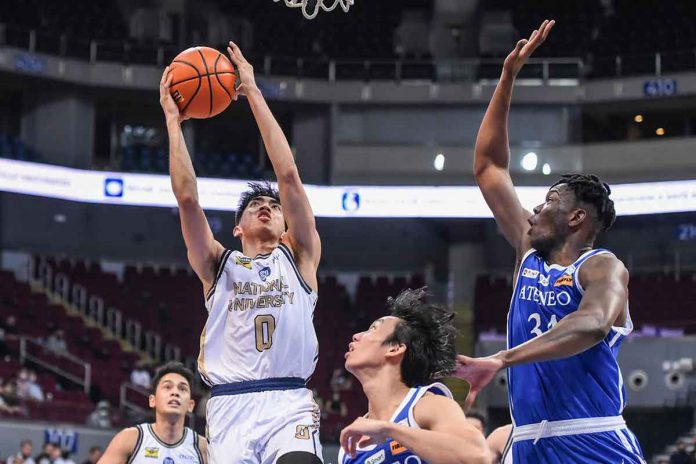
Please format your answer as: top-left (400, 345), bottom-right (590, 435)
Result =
top-left (473, 73), bottom-right (516, 176)
top-left (498, 312), bottom-right (607, 367)
top-left (245, 87), bottom-right (298, 182)
top-left (167, 119), bottom-right (199, 204)
top-left (385, 423), bottom-right (489, 464)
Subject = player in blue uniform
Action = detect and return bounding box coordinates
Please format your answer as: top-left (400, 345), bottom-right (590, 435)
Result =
top-left (453, 20), bottom-right (645, 463)
top-left (338, 288), bottom-right (489, 464)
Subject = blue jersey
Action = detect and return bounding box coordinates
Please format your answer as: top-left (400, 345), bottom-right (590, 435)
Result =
top-left (507, 248), bottom-right (633, 426)
top-left (338, 383), bottom-right (452, 464)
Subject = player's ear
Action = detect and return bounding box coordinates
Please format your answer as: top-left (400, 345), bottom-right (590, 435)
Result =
top-left (187, 399), bottom-right (195, 413)
top-left (148, 394), bottom-right (156, 409)
top-left (568, 207), bottom-right (587, 228)
top-left (386, 343), bottom-right (406, 359)
top-left (233, 224), bottom-right (243, 238)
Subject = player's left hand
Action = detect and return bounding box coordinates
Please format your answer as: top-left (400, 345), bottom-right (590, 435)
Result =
top-left (227, 41), bottom-right (257, 98)
top-left (340, 417), bottom-right (390, 457)
top-left (452, 354), bottom-right (505, 411)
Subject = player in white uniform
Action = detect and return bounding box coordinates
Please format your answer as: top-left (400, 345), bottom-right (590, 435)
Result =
top-left (487, 424), bottom-right (513, 464)
top-left (99, 363), bottom-right (207, 464)
top-left (160, 41), bottom-right (322, 464)
top-left (338, 288), bottom-right (489, 464)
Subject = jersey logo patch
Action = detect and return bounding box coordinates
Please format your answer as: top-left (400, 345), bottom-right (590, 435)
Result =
top-left (259, 266), bottom-right (271, 281)
top-left (364, 450), bottom-right (385, 464)
top-left (554, 275), bottom-right (573, 287)
top-left (163, 458), bottom-right (174, 464)
top-left (235, 256), bottom-right (253, 269)
top-left (295, 425), bottom-right (311, 440)
top-left (144, 448), bottom-right (159, 459)
top-left (538, 274), bottom-right (550, 286)
top-left (390, 441), bottom-right (407, 455)
top-left (522, 268), bottom-right (539, 279)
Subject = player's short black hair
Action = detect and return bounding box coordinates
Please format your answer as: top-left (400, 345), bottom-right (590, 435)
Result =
top-left (151, 362), bottom-right (194, 393)
top-left (382, 287), bottom-right (457, 387)
top-left (235, 181), bottom-right (281, 225)
top-left (551, 174), bottom-right (616, 233)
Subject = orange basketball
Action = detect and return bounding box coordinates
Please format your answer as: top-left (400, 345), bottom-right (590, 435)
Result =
top-left (168, 47), bottom-right (236, 119)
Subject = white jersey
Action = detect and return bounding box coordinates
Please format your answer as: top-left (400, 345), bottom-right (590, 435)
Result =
top-left (198, 244), bottom-right (319, 385)
top-left (128, 424), bottom-right (203, 464)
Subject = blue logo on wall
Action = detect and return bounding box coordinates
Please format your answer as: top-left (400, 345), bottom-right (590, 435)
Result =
top-left (163, 458), bottom-right (175, 464)
top-left (104, 178), bottom-right (124, 198)
top-left (44, 428), bottom-right (78, 453)
top-left (258, 266), bottom-right (271, 281)
top-left (342, 191), bottom-right (361, 212)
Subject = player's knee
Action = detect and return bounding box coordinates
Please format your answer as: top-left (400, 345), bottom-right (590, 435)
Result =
top-left (276, 451), bottom-right (322, 464)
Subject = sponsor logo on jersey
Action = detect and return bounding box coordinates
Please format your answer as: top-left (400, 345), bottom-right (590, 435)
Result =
top-left (144, 448), bottom-right (159, 459)
top-left (295, 425), bottom-right (311, 440)
top-left (518, 286), bottom-right (572, 306)
top-left (163, 458), bottom-right (175, 464)
top-left (390, 441), bottom-right (407, 455)
top-left (177, 455), bottom-right (197, 461)
top-left (365, 449), bottom-right (385, 464)
top-left (259, 266), bottom-right (271, 281)
top-left (522, 268), bottom-right (539, 279)
top-left (554, 275), bottom-right (574, 287)
top-left (235, 256), bottom-right (253, 269)
top-left (538, 274), bottom-right (550, 286)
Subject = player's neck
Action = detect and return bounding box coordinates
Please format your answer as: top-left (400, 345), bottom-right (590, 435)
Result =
top-left (241, 236), bottom-right (279, 258)
top-left (544, 240), bottom-right (593, 267)
top-left (359, 368), bottom-right (410, 421)
top-left (151, 416), bottom-right (186, 444)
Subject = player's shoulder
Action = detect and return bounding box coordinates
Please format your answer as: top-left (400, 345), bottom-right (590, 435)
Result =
top-left (580, 251), bottom-right (628, 280)
top-left (413, 390), bottom-right (465, 427)
top-left (110, 426), bottom-right (142, 450)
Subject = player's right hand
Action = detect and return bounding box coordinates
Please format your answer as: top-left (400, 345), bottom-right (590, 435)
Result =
top-left (452, 354), bottom-right (505, 411)
top-left (159, 66), bottom-right (189, 124)
top-left (502, 19), bottom-right (555, 79)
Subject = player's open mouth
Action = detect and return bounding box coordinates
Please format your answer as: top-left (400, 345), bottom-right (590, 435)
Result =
top-left (168, 400), bottom-right (181, 406)
top-left (258, 212), bottom-right (271, 220)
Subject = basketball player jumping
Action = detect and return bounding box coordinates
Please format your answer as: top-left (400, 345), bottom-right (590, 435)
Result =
top-left (99, 362), bottom-right (207, 464)
top-left (453, 20), bottom-right (645, 463)
top-left (338, 288), bottom-right (489, 464)
top-left (160, 41), bottom-right (322, 464)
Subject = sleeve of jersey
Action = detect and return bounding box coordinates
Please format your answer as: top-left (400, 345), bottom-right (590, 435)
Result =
top-left (205, 249), bottom-right (232, 303)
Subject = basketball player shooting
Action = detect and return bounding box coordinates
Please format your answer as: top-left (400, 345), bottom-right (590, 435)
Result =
top-left (160, 42), bottom-right (323, 464)
top-left (452, 20), bottom-right (646, 463)
top-left (338, 288), bottom-right (489, 464)
top-left (99, 363), bottom-right (207, 464)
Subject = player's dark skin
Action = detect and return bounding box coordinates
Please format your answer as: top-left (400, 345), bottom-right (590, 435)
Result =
top-left (451, 20), bottom-right (630, 410)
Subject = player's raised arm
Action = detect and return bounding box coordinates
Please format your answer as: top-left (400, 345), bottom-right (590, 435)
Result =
top-left (160, 67), bottom-right (224, 293)
top-left (97, 428), bottom-right (138, 464)
top-left (227, 41), bottom-right (321, 291)
top-left (474, 20), bottom-right (554, 256)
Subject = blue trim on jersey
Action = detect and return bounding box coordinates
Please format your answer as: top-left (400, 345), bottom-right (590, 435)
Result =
top-left (210, 377), bottom-right (306, 397)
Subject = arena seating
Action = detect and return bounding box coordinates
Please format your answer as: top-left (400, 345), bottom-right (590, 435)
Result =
top-left (120, 146), bottom-right (263, 179)
top-left (474, 271), bottom-right (696, 334)
top-left (0, 269), bottom-right (139, 411)
top-left (0, 134), bottom-right (39, 162)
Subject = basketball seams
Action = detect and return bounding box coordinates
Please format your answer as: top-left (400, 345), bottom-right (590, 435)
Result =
top-left (195, 47), bottom-right (214, 118)
top-left (213, 54), bottom-right (233, 102)
top-left (168, 72), bottom-right (235, 86)
top-left (170, 59), bottom-right (202, 115)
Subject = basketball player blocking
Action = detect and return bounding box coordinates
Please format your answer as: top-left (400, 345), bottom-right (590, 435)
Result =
top-left (99, 363), bottom-right (207, 464)
top-left (453, 20), bottom-right (645, 463)
top-left (160, 41), bottom-right (323, 464)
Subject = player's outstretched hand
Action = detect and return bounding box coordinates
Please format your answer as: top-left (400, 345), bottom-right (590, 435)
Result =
top-left (502, 19), bottom-right (555, 79)
top-left (340, 417), bottom-right (389, 458)
top-left (452, 354), bottom-right (505, 411)
top-left (227, 41), bottom-right (258, 98)
top-left (159, 66), bottom-right (189, 124)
